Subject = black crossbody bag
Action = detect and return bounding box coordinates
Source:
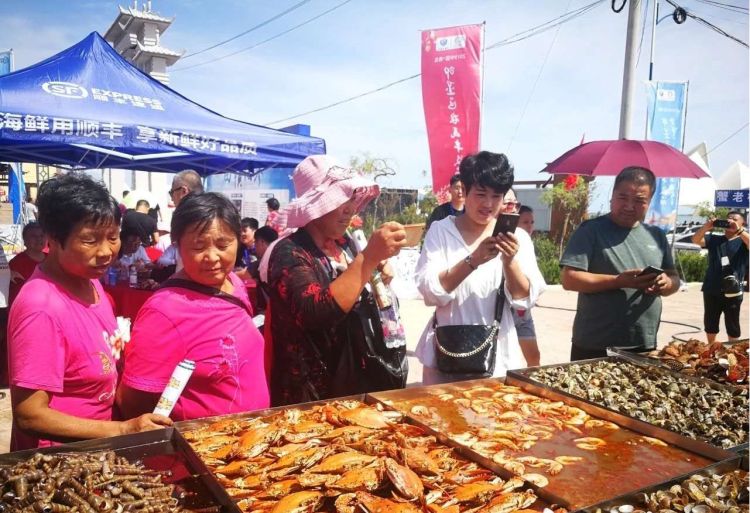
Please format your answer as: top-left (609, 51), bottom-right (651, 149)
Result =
top-left (433, 278), bottom-right (505, 376)
top-left (158, 278), bottom-right (254, 316)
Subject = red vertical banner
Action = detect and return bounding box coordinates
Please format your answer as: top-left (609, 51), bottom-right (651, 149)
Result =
top-left (421, 24), bottom-right (484, 193)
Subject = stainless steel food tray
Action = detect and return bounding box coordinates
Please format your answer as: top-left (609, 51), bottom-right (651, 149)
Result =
top-left (0, 427), bottom-right (239, 513)
top-left (370, 378), bottom-right (726, 509)
top-left (507, 356), bottom-right (747, 455)
top-left (607, 342), bottom-right (749, 386)
top-left (174, 394), bottom-right (368, 432)
top-left (574, 456), bottom-right (745, 513)
top-left (176, 391), bottom-right (567, 510)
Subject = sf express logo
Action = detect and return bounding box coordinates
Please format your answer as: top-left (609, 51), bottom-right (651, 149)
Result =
top-left (42, 81), bottom-right (88, 99)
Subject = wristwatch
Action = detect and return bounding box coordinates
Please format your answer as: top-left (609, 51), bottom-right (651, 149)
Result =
top-left (464, 255), bottom-right (477, 271)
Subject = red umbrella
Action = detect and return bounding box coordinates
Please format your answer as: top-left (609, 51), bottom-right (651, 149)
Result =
top-left (542, 140), bottom-right (710, 179)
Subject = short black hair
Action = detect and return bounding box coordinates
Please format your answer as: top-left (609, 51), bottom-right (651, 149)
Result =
top-left (614, 167), bottom-right (656, 195)
top-left (255, 226), bottom-right (278, 244)
top-left (449, 174), bottom-right (462, 186)
top-left (519, 205), bottom-right (533, 215)
top-left (37, 172), bottom-right (121, 247)
top-left (171, 192), bottom-right (241, 246)
top-left (136, 199), bottom-right (150, 209)
top-left (459, 151), bottom-right (514, 194)
top-left (266, 197), bottom-right (280, 211)
top-left (118, 229), bottom-right (140, 257)
top-left (241, 217), bottom-right (259, 231)
top-left (21, 221), bottom-right (43, 241)
top-left (727, 211), bottom-right (746, 223)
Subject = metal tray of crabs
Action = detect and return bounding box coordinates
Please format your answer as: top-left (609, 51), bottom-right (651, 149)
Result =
top-left (0, 427), bottom-right (239, 513)
top-left (578, 457), bottom-right (748, 513)
top-left (510, 358), bottom-right (749, 452)
top-left (608, 339), bottom-right (749, 392)
top-left (179, 397), bottom-right (565, 513)
top-left (370, 379), bottom-right (718, 510)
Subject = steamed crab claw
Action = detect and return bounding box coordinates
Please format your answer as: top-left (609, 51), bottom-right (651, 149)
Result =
top-left (399, 447), bottom-right (441, 476)
top-left (340, 407), bottom-right (394, 429)
top-left (355, 491), bottom-right (421, 513)
top-left (328, 462), bottom-right (387, 492)
top-left (319, 426), bottom-right (377, 444)
top-left (270, 490), bottom-right (323, 513)
top-left (308, 451), bottom-right (377, 474)
top-left (453, 482), bottom-right (506, 504)
top-left (479, 490), bottom-right (537, 513)
top-left (384, 457), bottom-right (424, 501)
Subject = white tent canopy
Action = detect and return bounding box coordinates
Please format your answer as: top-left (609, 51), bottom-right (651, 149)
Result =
top-left (716, 161), bottom-right (750, 190)
top-left (678, 142), bottom-right (716, 207)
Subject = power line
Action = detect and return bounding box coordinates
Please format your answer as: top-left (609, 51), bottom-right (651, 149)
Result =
top-left (636, 0), bottom-right (650, 66)
top-left (693, 0), bottom-right (748, 14)
top-left (665, 0), bottom-right (749, 47)
top-left (181, 0), bottom-right (311, 60)
top-left (507, 0), bottom-right (572, 153)
top-left (267, 0), bottom-right (606, 126)
top-left (173, 0), bottom-right (354, 73)
top-left (267, 73), bottom-right (421, 125)
top-left (706, 122), bottom-right (749, 156)
top-left (486, 0), bottom-right (605, 50)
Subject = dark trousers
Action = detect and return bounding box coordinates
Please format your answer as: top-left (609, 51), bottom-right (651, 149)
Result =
top-left (703, 292), bottom-right (743, 338)
top-left (570, 344), bottom-right (608, 361)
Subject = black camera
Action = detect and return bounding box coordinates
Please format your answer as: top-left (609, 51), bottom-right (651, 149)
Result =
top-left (713, 219), bottom-right (731, 229)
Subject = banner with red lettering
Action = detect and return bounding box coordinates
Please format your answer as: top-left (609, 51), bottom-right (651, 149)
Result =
top-left (421, 24), bottom-right (484, 193)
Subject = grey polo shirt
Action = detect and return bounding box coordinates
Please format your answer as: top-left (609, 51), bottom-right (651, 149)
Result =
top-left (560, 215), bottom-right (674, 350)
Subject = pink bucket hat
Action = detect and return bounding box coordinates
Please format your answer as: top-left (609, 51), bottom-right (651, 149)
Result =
top-left (278, 155), bottom-right (380, 229)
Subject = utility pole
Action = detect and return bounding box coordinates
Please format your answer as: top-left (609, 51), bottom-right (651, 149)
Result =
top-left (618, 0), bottom-right (642, 140)
top-left (649, 0), bottom-right (658, 81)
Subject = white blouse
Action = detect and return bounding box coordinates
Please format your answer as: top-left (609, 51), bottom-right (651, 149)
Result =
top-left (415, 216), bottom-right (546, 377)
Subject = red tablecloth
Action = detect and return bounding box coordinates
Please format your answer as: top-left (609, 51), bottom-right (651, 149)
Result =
top-left (104, 283), bottom-right (155, 320)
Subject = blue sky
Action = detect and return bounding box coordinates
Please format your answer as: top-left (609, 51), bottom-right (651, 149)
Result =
top-left (2, 0), bottom-right (748, 209)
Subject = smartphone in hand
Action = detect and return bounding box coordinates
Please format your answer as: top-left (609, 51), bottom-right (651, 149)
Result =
top-left (637, 265), bottom-right (663, 277)
top-left (713, 219), bottom-right (731, 229)
top-left (493, 213), bottom-right (520, 237)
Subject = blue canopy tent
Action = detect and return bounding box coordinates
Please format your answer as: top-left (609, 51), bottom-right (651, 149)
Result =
top-left (0, 32), bottom-right (325, 176)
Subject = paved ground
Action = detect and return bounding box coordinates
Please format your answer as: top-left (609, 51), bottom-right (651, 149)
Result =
top-left (0, 283), bottom-right (746, 453)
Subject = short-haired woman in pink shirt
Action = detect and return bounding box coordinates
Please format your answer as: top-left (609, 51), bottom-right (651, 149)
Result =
top-left (8, 173), bottom-right (172, 451)
top-left (118, 192), bottom-right (269, 421)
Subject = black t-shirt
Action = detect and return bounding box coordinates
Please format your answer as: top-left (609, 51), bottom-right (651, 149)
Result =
top-left (122, 210), bottom-right (157, 246)
top-left (702, 233), bottom-right (749, 294)
top-left (425, 203), bottom-right (464, 234)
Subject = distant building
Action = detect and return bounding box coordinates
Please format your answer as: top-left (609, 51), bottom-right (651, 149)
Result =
top-left (103, 1), bottom-right (183, 85)
top-left (102, 1), bottom-right (184, 203)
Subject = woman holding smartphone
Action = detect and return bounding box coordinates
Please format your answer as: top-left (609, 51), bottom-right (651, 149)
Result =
top-left (415, 152), bottom-right (546, 385)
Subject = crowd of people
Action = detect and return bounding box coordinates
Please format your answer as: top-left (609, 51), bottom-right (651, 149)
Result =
top-left (2, 150), bottom-right (746, 452)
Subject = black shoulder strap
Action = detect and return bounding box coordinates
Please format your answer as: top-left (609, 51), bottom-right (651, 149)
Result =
top-left (433, 277), bottom-right (506, 329)
top-left (159, 278), bottom-right (253, 316)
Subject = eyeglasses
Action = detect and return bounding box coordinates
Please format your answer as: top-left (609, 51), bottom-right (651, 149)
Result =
top-left (168, 186), bottom-right (184, 196)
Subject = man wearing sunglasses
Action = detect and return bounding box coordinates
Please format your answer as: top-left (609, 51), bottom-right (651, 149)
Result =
top-left (157, 170), bottom-right (204, 272)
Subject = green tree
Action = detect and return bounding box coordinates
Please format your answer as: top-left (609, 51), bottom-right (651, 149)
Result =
top-left (694, 201), bottom-right (730, 221)
top-left (349, 153), bottom-right (396, 233)
top-left (541, 176), bottom-right (594, 258)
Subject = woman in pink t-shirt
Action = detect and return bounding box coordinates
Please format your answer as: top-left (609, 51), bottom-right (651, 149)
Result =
top-left (8, 173), bottom-right (172, 451)
top-left (119, 193), bottom-right (269, 421)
